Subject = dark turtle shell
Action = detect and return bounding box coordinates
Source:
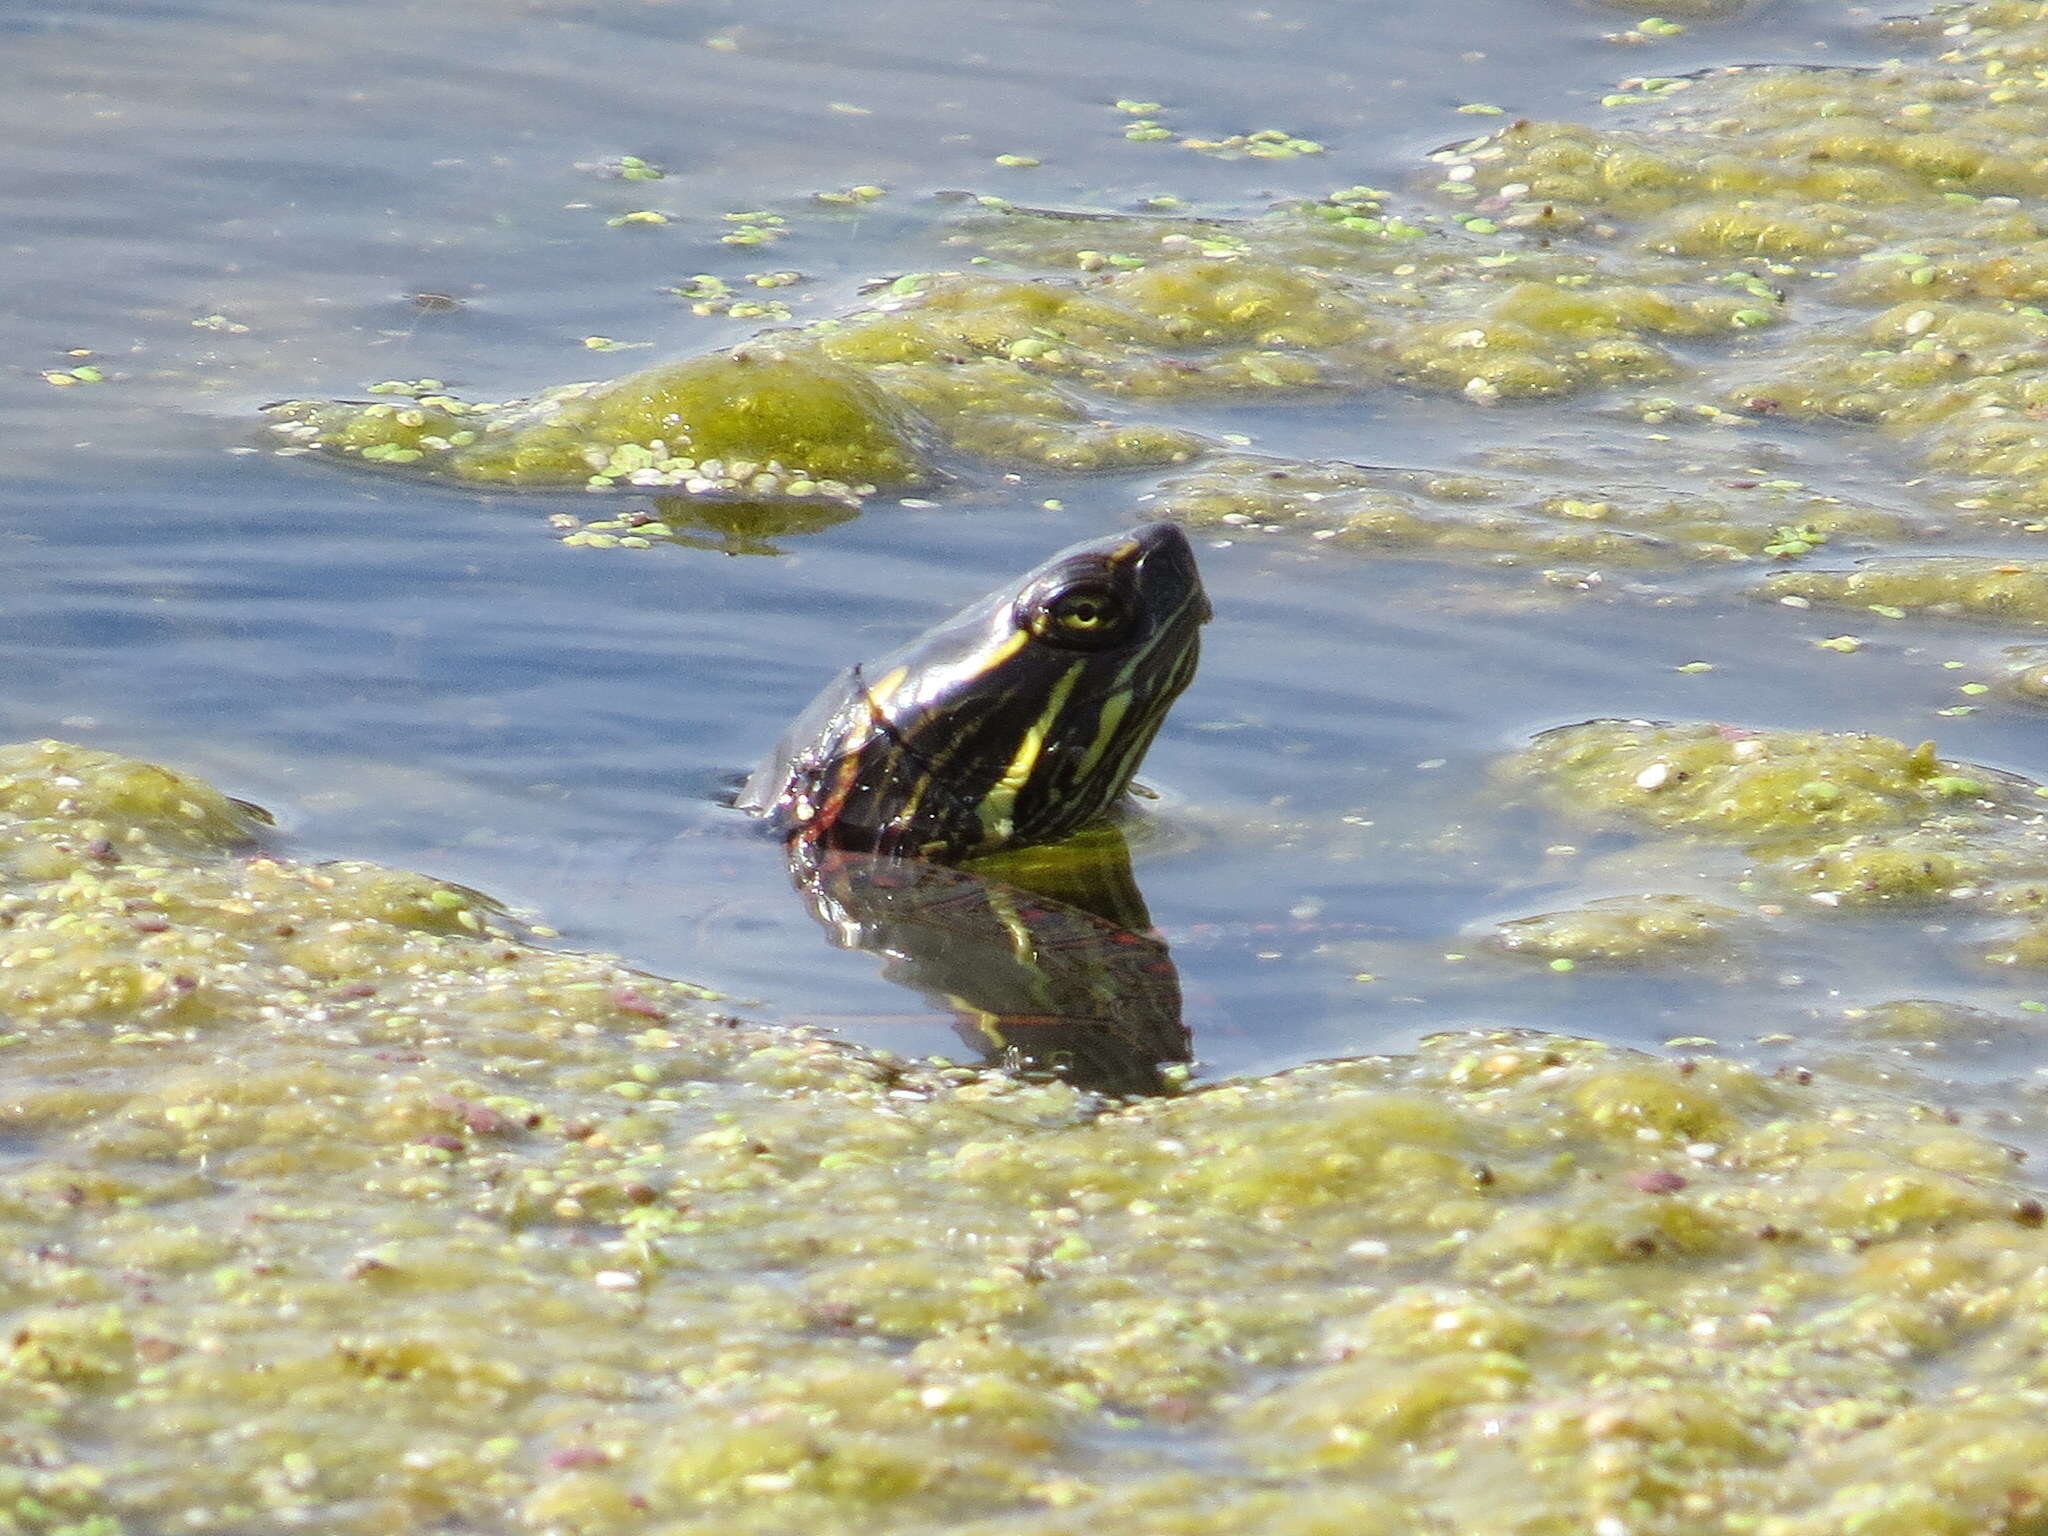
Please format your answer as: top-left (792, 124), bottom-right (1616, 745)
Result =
top-left (740, 522), bottom-right (1208, 861)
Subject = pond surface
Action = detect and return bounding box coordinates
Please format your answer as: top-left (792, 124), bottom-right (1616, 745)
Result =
top-left (8, 0), bottom-right (2038, 1099)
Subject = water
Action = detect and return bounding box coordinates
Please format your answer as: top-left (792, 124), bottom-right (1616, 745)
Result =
top-left (6, 0), bottom-right (2027, 1094)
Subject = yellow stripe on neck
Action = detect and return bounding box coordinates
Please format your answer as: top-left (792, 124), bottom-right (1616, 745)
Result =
top-left (976, 662), bottom-right (1082, 846)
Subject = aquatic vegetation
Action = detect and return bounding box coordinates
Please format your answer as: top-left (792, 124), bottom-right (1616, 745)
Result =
top-left (266, 343), bottom-right (928, 497)
top-left (244, 0), bottom-right (2048, 570)
top-left (260, 157), bottom-right (1772, 513)
top-left (1151, 450), bottom-right (1924, 563)
top-left (1490, 892), bottom-right (1742, 962)
top-left (1761, 556), bottom-right (2048, 624)
top-left (1430, 14), bottom-right (2048, 525)
top-left (40, 362), bottom-right (105, 388)
top-left (1509, 718), bottom-right (2048, 971)
top-left (1517, 719), bottom-right (1995, 841)
top-left (1103, 100), bottom-right (1329, 160)
top-left (7, 737), bottom-right (2048, 1534)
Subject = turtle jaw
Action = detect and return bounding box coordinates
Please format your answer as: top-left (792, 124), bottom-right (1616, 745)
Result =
top-left (1128, 520), bottom-right (1212, 633)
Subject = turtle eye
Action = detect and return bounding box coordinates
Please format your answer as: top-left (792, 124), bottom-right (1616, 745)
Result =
top-left (1032, 582), bottom-right (1128, 649)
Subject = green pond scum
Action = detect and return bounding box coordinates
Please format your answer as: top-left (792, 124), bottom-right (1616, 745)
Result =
top-left (267, 348), bottom-right (926, 499)
top-left (1760, 555), bottom-right (2048, 623)
top-left (1499, 715), bottom-right (2048, 985)
top-left (1489, 892), bottom-right (1744, 964)
top-left (262, 0), bottom-right (2048, 579)
top-left (7, 734), bottom-right (2048, 1535)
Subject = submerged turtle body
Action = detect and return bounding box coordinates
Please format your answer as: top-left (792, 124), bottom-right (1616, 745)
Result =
top-left (740, 521), bottom-right (1209, 862)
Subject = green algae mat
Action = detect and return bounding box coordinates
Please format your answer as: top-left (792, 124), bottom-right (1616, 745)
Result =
top-left (9, 728), bottom-right (2048, 1536)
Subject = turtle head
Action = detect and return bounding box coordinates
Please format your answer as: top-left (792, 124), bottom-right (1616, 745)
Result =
top-left (744, 522), bottom-right (1209, 859)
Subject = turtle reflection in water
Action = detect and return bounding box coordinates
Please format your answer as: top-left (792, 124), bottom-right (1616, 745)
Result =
top-left (740, 522), bottom-right (1209, 1093)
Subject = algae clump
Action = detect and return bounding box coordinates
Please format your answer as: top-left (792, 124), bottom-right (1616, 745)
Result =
top-left (1509, 717), bottom-right (2048, 969)
top-left (1490, 892), bottom-right (1742, 963)
top-left (1761, 556), bottom-right (2048, 625)
top-left (1516, 719), bottom-right (1988, 841)
top-left (1153, 451), bottom-right (1923, 565)
top-left (267, 343), bottom-right (929, 495)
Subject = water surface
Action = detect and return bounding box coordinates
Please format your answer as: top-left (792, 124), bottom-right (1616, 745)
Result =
top-left (7, 0), bottom-right (2024, 1093)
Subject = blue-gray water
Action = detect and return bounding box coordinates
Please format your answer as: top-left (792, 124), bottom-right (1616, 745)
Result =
top-left (6, 0), bottom-right (2022, 1086)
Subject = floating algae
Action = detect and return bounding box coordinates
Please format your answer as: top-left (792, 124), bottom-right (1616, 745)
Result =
top-left (1761, 556), bottom-right (2048, 625)
top-left (1506, 718), bottom-right (2048, 972)
top-left (1151, 450), bottom-right (1927, 564)
top-left (1513, 720), bottom-right (2001, 842)
top-left (1490, 892), bottom-right (1743, 963)
top-left (260, 0), bottom-right (2048, 567)
top-left (262, 194), bottom-right (1770, 516)
top-left (1428, 12), bottom-right (2048, 523)
top-left (8, 738), bottom-right (2048, 1533)
top-left (266, 344), bottom-right (930, 497)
